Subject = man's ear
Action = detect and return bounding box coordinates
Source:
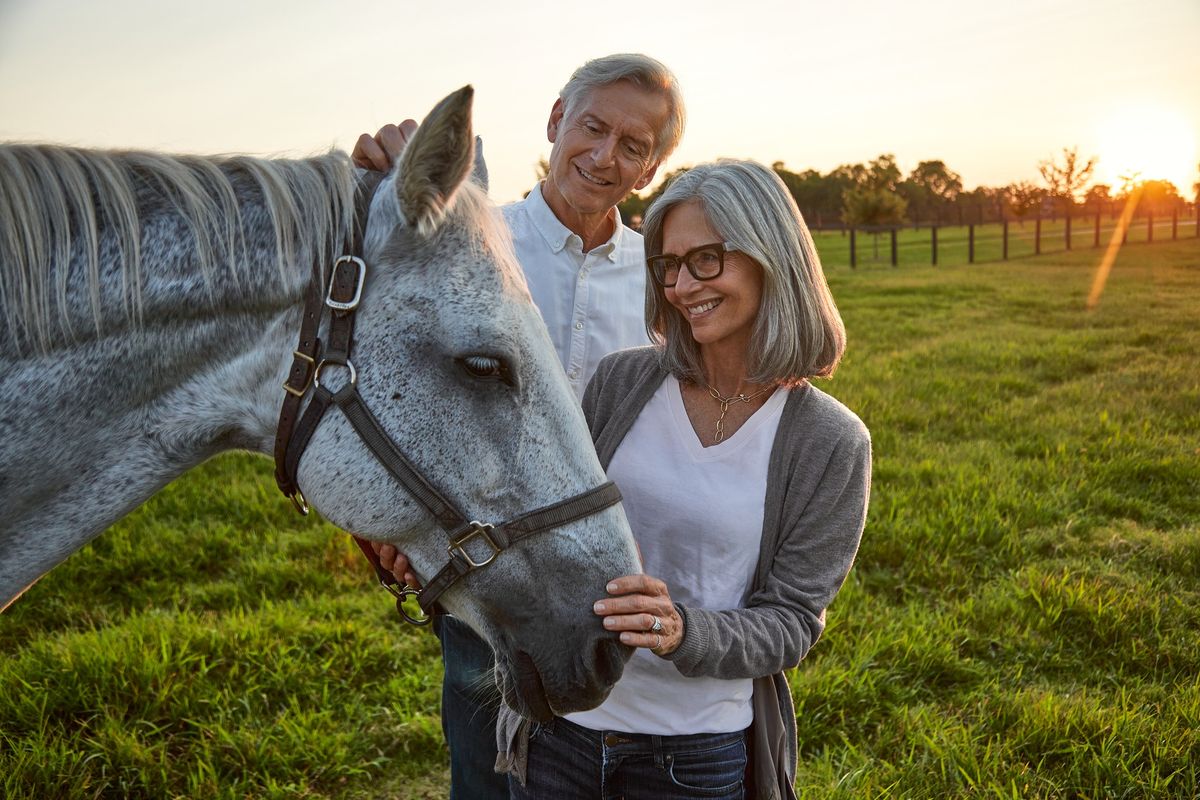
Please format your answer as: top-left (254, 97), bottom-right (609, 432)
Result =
top-left (634, 161), bottom-right (662, 192)
top-left (547, 98), bottom-right (565, 144)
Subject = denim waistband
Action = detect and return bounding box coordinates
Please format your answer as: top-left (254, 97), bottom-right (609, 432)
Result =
top-left (554, 716), bottom-right (746, 756)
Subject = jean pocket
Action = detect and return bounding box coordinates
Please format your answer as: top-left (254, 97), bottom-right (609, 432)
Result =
top-left (666, 737), bottom-right (746, 797)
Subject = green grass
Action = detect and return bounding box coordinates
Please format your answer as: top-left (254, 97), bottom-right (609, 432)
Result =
top-left (3, 239), bottom-right (1199, 798)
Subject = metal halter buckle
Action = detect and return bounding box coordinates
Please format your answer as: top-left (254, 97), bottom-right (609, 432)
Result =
top-left (282, 350), bottom-right (316, 398)
top-left (448, 521), bottom-right (501, 569)
top-left (326, 255), bottom-right (367, 311)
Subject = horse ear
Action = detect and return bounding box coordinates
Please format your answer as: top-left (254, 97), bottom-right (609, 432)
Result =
top-left (472, 136), bottom-right (489, 193)
top-left (396, 85), bottom-right (475, 236)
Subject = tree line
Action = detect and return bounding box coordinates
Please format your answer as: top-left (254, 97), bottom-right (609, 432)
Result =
top-left (616, 150), bottom-right (1200, 230)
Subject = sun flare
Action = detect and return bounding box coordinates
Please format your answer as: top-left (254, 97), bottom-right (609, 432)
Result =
top-left (1095, 106), bottom-right (1198, 196)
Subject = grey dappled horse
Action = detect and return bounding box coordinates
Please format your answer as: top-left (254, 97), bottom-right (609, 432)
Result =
top-left (0, 87), bottom-right (639, 720)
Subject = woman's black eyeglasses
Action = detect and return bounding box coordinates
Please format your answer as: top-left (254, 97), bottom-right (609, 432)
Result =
top-left (646, 242), bottom-right (738, 288)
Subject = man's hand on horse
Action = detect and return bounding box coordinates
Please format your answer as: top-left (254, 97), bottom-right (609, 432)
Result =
top-left (351, 120), bottom-right (418, 172)
top-left (369, 540), bottom-right (422, 589)
top-left (592, 574), bottom-right (684, 657)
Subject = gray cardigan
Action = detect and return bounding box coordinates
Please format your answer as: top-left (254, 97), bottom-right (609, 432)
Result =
top-left (498, 347), bottom-right (872, 799)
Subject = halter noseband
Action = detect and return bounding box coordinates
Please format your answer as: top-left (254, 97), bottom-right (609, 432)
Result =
top-left (272, 174), bottom-right (621, 624)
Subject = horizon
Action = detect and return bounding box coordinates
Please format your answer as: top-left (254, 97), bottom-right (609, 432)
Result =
top-left (1, 0), bottom-right (1197, 204)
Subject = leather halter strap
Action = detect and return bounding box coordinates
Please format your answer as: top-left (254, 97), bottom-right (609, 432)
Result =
top-left (273, 174), bottom-right (622, 624)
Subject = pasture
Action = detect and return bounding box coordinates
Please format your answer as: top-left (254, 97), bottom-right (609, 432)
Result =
top-left (3, 238), bottom-right (1198, 799)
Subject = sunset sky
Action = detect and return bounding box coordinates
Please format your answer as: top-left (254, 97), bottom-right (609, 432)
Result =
top-left (1, 0), bottom-right (1196, 204)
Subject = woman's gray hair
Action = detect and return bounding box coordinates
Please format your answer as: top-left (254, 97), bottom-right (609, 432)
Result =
top-left (641, 159), bottom-right (846, 384)
top-left (559, 54), bottom-right (686, 163)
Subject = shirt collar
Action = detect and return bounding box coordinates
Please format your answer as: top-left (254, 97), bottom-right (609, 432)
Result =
top-left (525, 182), bottom-right (622, 261)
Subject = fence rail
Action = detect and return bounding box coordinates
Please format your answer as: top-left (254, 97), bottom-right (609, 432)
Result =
top-left (810, 205), bottom-right (1200, 269)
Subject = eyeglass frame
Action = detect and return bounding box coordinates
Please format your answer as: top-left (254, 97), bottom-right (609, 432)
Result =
top-left (646, 241), bottom-right (739, 288)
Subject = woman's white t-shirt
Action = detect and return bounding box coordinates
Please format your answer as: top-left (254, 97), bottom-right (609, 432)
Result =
top-left (566, 375), bottom-right (788, 735)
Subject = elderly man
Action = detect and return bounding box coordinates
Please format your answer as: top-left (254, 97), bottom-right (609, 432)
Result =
top-left (353, 53), bottom-right (685, 800)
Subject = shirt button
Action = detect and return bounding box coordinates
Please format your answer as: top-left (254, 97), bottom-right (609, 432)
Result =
top-left (574, 321), bottom-right (584, 330)
top-left (569, 369), bottom-right (580, 380)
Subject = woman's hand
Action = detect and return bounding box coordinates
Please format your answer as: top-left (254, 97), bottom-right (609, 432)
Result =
top-left (593, 575), bottom-right (683, 656)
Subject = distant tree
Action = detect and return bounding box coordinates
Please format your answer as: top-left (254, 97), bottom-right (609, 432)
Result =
top-left (865, 154), bottom-right (902, 192)
top-left (1006, 181), bottom-right (1045, 224)
top-left (1083, 184), bottom-right (1111, 211)
top-left (1137, 179), bottom-right (1184, 216)
top-left (909, 160), bottom-right (963, 202)
top-left (842, 187), bottom-right (908, 259)
top-left (898, 160), bottom-right (962, 224)
top-left (1193, 161), bottom-right (1199, 203)
top-left (1038, 146), bottom-right (1097, 211)
top-left (773, 162), bottom-right (835, 225)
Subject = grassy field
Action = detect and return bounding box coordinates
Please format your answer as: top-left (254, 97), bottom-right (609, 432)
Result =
top-left (3, 238), bottom-right (1198, 799)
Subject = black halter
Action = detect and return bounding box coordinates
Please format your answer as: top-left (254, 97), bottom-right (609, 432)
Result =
top-left (273, 175), bottom-right (621, 624)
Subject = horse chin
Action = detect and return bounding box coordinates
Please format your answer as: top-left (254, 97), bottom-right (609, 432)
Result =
top-left (511, 651), bottom-right (554, 723)
top-left (495, 636), bottom-right (632, 722)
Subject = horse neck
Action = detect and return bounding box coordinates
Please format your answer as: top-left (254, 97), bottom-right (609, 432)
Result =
top-left (1, 147), bottom-right (358, 474)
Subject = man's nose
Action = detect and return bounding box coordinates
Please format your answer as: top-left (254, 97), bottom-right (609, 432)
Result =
top-left (592, 135), bottom-right (618, 168)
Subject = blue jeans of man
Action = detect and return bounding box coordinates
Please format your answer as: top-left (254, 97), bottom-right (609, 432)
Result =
top-left (434, 614), bottom-right (509, 800)
top-left (509, 716), bottom-right (747, 800)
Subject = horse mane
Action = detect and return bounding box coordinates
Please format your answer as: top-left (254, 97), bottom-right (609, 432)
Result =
top-left (0, 144), bottom-right (357, 355)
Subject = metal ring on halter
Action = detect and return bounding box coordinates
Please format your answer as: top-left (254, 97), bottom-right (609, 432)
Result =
top-left (288, 488), bottom-right (310, 516)
top-left (650, 615), bottom-right (663, 633)
top-left (381, 581), bottom-right (431, 626)
top-left (313, 359), bottom-right (357, 392)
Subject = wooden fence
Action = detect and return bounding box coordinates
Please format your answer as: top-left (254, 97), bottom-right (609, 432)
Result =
top-left (811, 204), bottom-right (1200, 269)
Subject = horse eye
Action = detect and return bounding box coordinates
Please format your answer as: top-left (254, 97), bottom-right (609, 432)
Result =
top-left (458, 355), bottom-right (512, 385)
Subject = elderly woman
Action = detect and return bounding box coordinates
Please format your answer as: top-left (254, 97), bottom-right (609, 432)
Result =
top-left (498, 159), bottom-right (872, 800)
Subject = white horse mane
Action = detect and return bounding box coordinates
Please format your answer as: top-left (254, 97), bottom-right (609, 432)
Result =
top-left (0, 144), bottom-right (359, 355)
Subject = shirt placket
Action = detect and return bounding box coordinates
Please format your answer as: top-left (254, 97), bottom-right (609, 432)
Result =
top-left (566, 248), bottom-right (597, 391)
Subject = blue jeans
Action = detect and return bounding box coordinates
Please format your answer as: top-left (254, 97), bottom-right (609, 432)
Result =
top-left (434, 615), bottom-right (509, 800)
top-left (510, 716), bottom-right (747, 800)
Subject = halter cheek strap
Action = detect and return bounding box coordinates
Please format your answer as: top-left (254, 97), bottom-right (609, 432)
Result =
top-left (273, 175), bottom-right (622, 624)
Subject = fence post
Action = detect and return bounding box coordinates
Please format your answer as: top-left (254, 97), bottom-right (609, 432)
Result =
top-left (931, 226), bottom-right (938, 266)
top-left (1002, 220), bottom-right (1008, 260)
top-left (1148, 213), bottom-right (1153, 243)
top-left (1094, 210), bottom-right (1101, 248)
top-left (1065, 208), bottom-right (1072, 250)
top-left (968, 224), bottom-right (975, 264)
top-left (890, 228), bottom-right (898, 267)
top-left (1172, 209), bottom-right (1178, 240)
top-left (849, 228), bottom-right (857, 269)
top-left (1035, 216), bottom-right (1041, 255)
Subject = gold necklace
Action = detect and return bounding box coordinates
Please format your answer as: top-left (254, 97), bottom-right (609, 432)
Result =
top-left (706, 383), bottom-right (774, 442)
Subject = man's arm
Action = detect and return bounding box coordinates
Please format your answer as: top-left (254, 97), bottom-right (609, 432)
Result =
top-left (351, 119), bottom-right (418, 172)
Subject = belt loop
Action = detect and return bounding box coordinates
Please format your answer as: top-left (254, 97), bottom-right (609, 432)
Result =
top-left (651, 734), bottom-right (665, 769)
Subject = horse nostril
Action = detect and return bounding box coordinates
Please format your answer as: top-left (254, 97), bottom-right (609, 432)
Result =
top-left (594, 636), bottom-right (631, 686)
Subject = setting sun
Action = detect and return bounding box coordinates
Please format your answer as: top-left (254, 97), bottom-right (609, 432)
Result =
top-left (1095, 106), bottom-right (1198, 197)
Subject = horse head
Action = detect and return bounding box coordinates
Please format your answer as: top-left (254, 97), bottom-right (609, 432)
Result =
top-left (293, 87), bottom-right (641, 721)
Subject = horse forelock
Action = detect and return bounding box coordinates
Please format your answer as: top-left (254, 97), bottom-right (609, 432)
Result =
top-left (0, 144), bottom-right (358, 357)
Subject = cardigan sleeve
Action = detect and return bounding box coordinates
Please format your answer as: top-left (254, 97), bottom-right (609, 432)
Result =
top-left (666, 415), bottom-right (871, 680)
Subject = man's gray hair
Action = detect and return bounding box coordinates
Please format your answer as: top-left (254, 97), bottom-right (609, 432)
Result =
top-left (559, 53), bottom-right (686, 163)
top-left (641, 159), bottom-right (846, 385)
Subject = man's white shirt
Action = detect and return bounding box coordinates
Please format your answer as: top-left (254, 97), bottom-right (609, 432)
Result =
top-left (503, 183), bottom-right (650, 400)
